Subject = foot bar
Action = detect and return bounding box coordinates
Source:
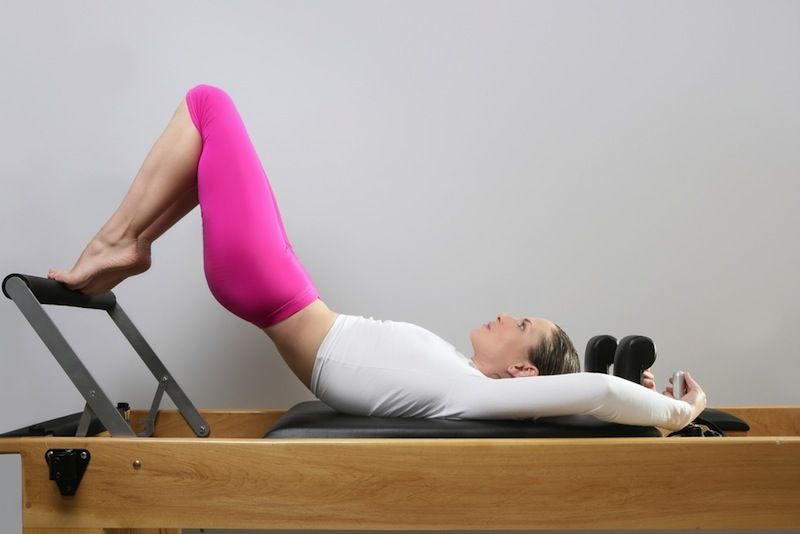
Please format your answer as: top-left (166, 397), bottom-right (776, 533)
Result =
top-left (2, 273), bottom-right (210, 438)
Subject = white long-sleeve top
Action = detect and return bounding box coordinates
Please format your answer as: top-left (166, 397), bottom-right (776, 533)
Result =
top-left (311, 314), bottom-right (693, 431)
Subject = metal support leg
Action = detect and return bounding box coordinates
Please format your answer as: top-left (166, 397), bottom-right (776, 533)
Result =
top-left (138, 377), bottom-right (168, 437)
top-left (76, 403), bottom-right (95, 438)
top-left (109, 306), bottom-right (209, 437)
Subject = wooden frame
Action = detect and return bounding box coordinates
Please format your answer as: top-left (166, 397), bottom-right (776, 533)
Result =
top-left (2, 405), bottom-right (799, 533)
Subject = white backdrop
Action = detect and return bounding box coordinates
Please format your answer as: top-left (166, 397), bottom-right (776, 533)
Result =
top-left (1, 1), bottom-right (798, 532)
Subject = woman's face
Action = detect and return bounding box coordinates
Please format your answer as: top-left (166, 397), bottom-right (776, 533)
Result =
top-left (469, 313), bottom-right (556, 378)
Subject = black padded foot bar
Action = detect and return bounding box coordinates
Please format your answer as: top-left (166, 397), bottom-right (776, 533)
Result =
top-left (265, 401), bottom-right (663, 438)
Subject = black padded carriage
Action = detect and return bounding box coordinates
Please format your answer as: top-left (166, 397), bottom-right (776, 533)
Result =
top-left (264, 400), bottom-right (663, 438)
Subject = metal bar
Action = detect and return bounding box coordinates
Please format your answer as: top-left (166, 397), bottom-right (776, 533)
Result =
top-left (75, 403), bottom-right (94, 437)
top-left (108, 305), bottom-right (210, 437)
top-left (138, 379), bottom-right (168, 437)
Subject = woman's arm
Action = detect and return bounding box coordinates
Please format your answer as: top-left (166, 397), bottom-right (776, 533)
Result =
top-left (446, 371), bottom-right (704, 431)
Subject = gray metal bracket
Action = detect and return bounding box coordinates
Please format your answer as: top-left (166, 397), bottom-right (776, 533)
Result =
top-left (3, 274), bottom-right (210, 438)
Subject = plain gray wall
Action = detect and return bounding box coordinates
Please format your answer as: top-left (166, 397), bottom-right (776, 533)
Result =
top-left (1, 1), bottom-right (798, 532)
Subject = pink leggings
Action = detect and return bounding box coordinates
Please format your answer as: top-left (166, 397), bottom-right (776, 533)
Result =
top-left (184, 84), bottom-right (319, 328)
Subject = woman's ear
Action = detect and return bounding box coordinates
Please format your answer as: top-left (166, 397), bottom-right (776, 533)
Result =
top-left (507, 362), bottom-right (539, 378)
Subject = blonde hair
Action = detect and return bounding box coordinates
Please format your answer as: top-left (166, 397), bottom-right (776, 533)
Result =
top-left (527, 323), bottom-right (580, 375)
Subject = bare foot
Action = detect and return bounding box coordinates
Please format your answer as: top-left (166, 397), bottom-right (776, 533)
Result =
top-left (48, 233), bottom-right (152, 295)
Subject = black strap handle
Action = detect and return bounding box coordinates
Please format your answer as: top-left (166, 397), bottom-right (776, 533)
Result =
top-left (2, 273), bottom-right (116, 311)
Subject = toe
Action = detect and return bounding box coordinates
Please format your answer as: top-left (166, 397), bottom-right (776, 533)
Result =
top-left (52, 270), bottom-right (79, 288)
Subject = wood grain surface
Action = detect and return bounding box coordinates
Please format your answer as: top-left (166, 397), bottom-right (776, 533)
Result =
top-left (1, 406), bottom-right (797, 531)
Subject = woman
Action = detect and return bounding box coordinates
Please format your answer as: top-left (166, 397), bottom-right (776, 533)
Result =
top-left (47, 84), bottom-right (706, 430)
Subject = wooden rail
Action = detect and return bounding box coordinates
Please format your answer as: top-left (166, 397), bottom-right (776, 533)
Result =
top-left (1, 406), bottom-right (798, 532)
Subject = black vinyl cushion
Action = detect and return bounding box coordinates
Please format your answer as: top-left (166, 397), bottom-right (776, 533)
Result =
top-left (264, 401), bottom-right (663, 438)
top-left (0, 411), bottom-right (107, 438)
top-left (697, 408), bottom-right (750, 432)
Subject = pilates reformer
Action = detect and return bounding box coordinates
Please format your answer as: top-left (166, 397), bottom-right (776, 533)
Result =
top-left (1, 273), bottom-right (798, 533)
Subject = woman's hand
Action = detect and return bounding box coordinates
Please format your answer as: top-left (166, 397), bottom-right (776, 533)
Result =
top-left (643, 368), bottom-right (656, 391)
top-left (663, 371), bottom-right (707, 422)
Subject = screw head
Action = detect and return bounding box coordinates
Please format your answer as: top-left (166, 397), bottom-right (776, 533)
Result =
top-left (200, 425), bottom-right (207, 433)
top-left (133, 460), bottom-right (142, 470)
top-left (161, 375), bottom-right (169, 382)
top-left (89, 390), bottom-right (96, 399)
top-left (80, 451), bottom-right (88, 460)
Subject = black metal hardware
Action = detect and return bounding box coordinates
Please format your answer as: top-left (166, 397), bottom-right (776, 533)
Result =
top-left (45, 449), bottom-right (90, 496)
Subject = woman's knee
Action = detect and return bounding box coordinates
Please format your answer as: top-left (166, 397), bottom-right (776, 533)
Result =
top-left (187, 83), bottom-right (231, 102)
